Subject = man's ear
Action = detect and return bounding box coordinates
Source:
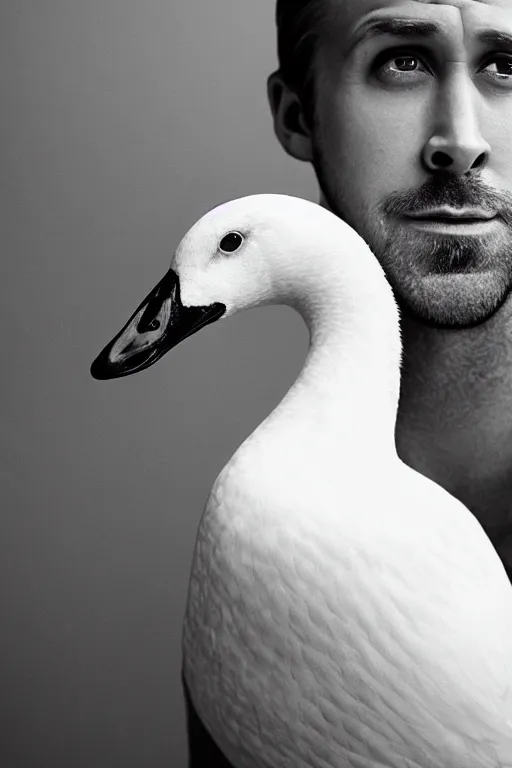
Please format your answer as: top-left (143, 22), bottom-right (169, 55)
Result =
top-left (267, 70), bottom-right (314, 162)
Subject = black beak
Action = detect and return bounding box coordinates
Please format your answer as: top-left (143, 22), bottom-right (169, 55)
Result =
top-left (90, 268), bottom-right (226, 380)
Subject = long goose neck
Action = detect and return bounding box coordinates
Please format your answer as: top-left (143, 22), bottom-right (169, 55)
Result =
top-left (266, 243), bottom-right (402, 460)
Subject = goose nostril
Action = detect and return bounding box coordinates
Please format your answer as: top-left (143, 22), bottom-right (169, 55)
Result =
top-left (431, 151), bottom-right (453, 168)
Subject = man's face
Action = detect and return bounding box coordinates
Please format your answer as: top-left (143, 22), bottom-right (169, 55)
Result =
top-left (308, 0), bottom-right (512, 327)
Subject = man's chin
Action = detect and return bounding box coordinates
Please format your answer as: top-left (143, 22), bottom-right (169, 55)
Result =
top-left (391, 270), bottom-right (512, 330)
top-left (371, 223), bottom-right (512, 329)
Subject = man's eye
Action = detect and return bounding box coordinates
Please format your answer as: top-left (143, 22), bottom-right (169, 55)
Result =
top-left (483, 55), bottom-right (512, 79)
top-left (374, 51), bottom-right (431, 81)
top-left (387, 55), bottom-right (424, 73)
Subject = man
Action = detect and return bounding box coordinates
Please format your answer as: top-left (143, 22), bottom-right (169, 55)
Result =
top-left (185, 0), bottom-right (512, 763)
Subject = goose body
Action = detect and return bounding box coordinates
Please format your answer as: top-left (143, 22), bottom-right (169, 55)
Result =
top-left (91, 194), bottom-right (512, 767)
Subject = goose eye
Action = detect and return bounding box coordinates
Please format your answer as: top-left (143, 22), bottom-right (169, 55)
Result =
top-left (219, 231), bottom-right (243, 253)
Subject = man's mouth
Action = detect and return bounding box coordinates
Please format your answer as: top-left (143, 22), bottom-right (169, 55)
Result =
top-left (406, 206), bottom-right (497, 220)
top-left (402, 207), bottom-right (499, 233)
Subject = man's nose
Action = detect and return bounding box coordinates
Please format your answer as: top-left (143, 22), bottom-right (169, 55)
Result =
top-left (422, 71), bottom-right (490, 175)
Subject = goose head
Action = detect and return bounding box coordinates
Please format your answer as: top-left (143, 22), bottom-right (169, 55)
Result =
top-left (90, 194), bottom-right (389, 380)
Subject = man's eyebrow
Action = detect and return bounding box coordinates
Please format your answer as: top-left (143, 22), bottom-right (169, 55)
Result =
top-left (348, 18), bottom-right (441, 53)
top-left (477, 30), bottom-right (512, 51)
top-left (347, 18), bottom-right (512, 55)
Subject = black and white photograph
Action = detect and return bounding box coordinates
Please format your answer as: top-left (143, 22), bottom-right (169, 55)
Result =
top-left (4, 1), bottom-right (512, 766)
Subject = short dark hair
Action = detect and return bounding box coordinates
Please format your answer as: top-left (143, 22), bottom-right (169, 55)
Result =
top-left (275, 0), bottom-right (327, 126)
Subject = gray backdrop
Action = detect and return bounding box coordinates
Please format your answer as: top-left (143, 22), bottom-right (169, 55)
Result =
top-left (2, 2), bottom-right (318, 766)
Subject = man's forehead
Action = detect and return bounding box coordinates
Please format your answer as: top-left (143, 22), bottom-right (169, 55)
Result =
top-left (334, 0), bottom-right (507, 10)
top-left (410, 0), bottom-right (507, 8)
top-left (413, 0), bottom-right (495, 5)
top-left (327, 0), bottom-right (511, 42)
top-left (329, 0), bottom-right (509, 21)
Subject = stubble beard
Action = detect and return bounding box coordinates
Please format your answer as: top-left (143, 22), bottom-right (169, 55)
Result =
top-left (312, 146), bottom-right (512, 329)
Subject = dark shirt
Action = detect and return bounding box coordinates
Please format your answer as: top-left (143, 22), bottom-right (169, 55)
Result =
top-left (183, 672), bottom-right (235, 767)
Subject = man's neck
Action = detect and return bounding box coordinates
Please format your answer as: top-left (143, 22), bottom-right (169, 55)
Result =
top-left (396, 297), bottom-right (512, 541)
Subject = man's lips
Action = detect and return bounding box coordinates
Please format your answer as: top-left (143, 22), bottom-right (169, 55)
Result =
top-left (404, 206), bottom-right (497, 221)
top-left (400, 208), bottom-right (501, 236)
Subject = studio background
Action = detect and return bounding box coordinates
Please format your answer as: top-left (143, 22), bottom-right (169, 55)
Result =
top-left (3, 2), bottom-right (318, 766)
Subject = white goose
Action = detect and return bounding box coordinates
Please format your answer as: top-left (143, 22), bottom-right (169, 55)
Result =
top-left (91, 194), bottom-right (512, 768)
